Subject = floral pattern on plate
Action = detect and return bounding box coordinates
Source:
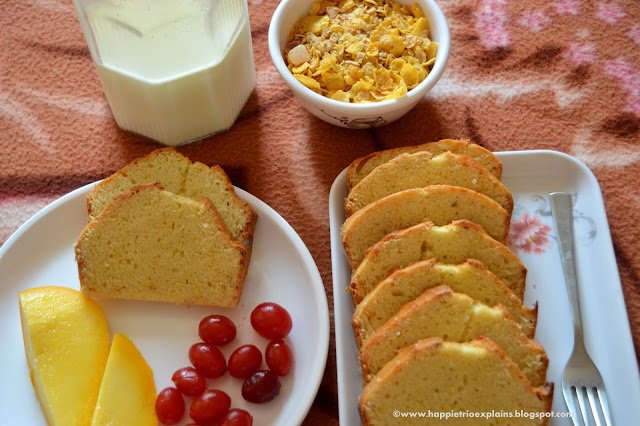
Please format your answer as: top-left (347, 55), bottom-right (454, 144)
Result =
top-left (509, 193), bottom-right (596, 254)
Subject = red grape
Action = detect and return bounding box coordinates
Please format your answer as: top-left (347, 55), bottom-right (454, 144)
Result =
top-left (250, 303), bottom-right (292, 340)
top-left (242, 370), bottom-right (281, 403)
top-left (155, 387), bottom-right (185, 425)
top-left (220, 408), bottom-right (253, 426)
top-left (199, 315), bottom-right (237, 346)
top-left (265, 340), bottom-right (293, 376)
top-left (189, 342), bottom-right (226, 378)
top-left (189, 389), bottom-right (231, 424)
top-left (228, 345), bottom-right (262, 378)
top-left (171, 366), bottom-right (206, 397)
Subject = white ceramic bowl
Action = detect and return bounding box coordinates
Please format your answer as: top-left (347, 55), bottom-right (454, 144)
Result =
top-left (268, 0), bottom-right (450, 129)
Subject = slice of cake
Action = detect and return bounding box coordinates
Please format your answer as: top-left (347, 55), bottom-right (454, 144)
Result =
top-left (87, 148), bottom-right (256, 242)
top-left (341, 186), bottom-right (511, 269)
top-left (345, 151), bottom-right (513, 216)
top-left (181, 160), bottom-right (255, 242)
top-left (19, 287), bottom-right (110, 426)
top-left (349, 220), bottom-right (527, 304)
top-left (359, 286), bottom-right (548, 386)
top-left (352, 259), bottom-right (537, 347)
top-left (359, 337), bottom-right (553, 426)
top-left (346, 139), bottom-right (502, 190)
top-left (76, 183), bottom-right (249, 307)
top-left (91, 334), bottom-right (157, 426)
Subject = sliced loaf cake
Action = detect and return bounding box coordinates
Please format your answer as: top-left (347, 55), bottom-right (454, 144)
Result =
top-left (87, 148), bottom-right (256, 242)
top-left (346, 139), bottom-right (502, 190)
top-left (345, 151), bottom-right (513, 216)
top-left (359, 285), bottom-right (548, 386)
top-left (341, 186), bottom-right (511, 269)
top-left (76, 183), bottom-right (249, 307)
top-left (352, 259), bottom-right (537, 347)
top-left (358, 337), bottom-right (552, 426)
top-left (349, 220), bottom-right (527, 304)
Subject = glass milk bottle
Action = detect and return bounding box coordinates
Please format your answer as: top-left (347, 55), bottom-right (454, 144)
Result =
top-left (73, 0), bottom-right (256, 146)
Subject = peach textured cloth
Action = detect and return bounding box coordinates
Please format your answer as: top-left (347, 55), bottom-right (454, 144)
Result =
top-left (1, 0), bottom-right (640, 423)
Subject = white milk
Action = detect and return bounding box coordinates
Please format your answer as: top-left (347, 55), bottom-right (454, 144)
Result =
top-left (83, 0), bottom-right (256, 146)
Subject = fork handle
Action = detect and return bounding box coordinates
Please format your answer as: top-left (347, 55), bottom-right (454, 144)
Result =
top-left (550, 192), bottom-right (585, 347)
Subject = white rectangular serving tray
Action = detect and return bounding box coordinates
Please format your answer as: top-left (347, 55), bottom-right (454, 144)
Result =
top-left (329, 150), bottom-right (640, 425)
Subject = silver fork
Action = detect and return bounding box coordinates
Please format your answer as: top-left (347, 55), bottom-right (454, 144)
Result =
top-left (550, 192), bottom-right (613, 426)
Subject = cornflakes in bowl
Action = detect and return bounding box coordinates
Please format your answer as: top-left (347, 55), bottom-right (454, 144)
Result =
top-left (285, 0), bottom-right (438, 104)
top-left (269, 0), bottom-right (450, 128)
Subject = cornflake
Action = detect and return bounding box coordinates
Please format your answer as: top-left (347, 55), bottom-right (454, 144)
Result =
top-left (284, 0), bottom-right (438, 103)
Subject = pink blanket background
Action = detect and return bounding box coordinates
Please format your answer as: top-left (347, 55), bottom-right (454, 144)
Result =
top-left (1, 0), bottom-right (639, 423)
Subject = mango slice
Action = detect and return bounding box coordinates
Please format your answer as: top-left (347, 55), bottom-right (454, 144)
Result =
top-left (19, 287), bottom-right (110, 426)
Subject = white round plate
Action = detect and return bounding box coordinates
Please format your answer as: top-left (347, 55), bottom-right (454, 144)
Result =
top-left (0, 182), bottom-right (329, 425)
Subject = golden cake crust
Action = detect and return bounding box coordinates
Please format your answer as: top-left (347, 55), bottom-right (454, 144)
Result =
top-left (346, 139), bottom-right (503, 190)
top-left (358, 285), bottom-right (548, 386)
top-left (351, 258), bottom-right (537, 347)
top-left (348, 220), bottom-right (527, 304)
top-left (341, 185), bottom-right (511, 269)
top-left (358, 337), bottom-right (552, 426)
top-left (76, 183), bottom-right (250, 307)
top-left (87, 148), bottom-right (256, 243)
top-left (345, 151), bottom-right (513, 216)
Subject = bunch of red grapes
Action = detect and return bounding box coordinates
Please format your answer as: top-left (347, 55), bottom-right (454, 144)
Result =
top-left (155, 303), bottom-right (293, 425)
